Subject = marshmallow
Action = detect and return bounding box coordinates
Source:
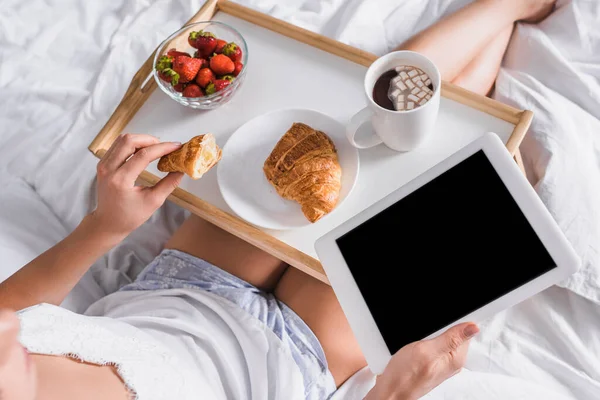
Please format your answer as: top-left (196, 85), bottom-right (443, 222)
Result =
top-left (387, 65), bottom-right (433, 111)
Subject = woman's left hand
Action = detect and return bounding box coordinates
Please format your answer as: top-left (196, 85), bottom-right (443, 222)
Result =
top-left (91, 133), bottom-right (184, 238)
top-left (365, 322), bottom-right (479, 400)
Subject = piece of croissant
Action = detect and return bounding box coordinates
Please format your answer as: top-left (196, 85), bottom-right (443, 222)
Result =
top-left (157, 134), bottom-right (222, 179)
top-left (264, 122), bottom-right (342, 223)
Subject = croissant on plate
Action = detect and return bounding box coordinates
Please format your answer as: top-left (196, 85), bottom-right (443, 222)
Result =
top-left (263, 122), bottom-right (342, 223)
top-left (157, 134), bottom-right (222, 179)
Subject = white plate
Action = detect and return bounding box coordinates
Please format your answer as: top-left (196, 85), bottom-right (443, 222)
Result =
top-left (218, 109), bottom-right (360, 230)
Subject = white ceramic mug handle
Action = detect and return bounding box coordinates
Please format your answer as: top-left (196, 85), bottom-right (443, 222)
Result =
top-left (346, 108), bottom-right (383, 149)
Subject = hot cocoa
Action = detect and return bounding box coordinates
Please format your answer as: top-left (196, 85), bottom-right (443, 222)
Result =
top-left (373, 66), bottom-right (434, 111)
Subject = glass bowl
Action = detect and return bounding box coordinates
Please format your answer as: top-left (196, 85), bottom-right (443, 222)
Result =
top-left (153, 21), bottom-right (248, 110)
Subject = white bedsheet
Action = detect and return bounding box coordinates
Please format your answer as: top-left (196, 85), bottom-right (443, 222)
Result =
top-left (1, 0), bottom-right (599, 398)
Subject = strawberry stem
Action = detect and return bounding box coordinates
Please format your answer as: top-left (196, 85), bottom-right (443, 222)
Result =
top-left (156, 55), bottom-right (173, 71)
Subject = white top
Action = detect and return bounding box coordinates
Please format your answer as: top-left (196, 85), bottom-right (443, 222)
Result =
top-left (17, 288), bottom-right (375, 400)
top-left (17, 288), bottom-right (575, 400)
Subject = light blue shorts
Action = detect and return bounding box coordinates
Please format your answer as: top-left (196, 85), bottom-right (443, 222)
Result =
top-left (120, 249), bottom-right (336, 399)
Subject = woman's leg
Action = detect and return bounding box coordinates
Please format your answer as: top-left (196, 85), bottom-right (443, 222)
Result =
top-left (274, 267), bottom-right (367, 387)
top-left (396, 0), bottom-right (555, 83)
top-left (451, 25), bottom-right (514, 96)
top-left (165, 215), bottom-right (287, 291)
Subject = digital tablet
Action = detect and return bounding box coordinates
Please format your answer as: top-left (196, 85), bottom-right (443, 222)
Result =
top-left (315, 132), bottom-right (579, 375)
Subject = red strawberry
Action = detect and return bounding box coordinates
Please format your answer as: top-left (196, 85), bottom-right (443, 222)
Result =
top-left (222, 42), bottom-right (242, 63)
top-left (215, 39), bottom-right (227, 54)
top-left (209, 54), bottom-right (234, 75)
top-left (183, 84), bottom-right (203, 98)
top-left (195, 68), bottom-right (215, 88)
top-left (172, 56), bottom-right (202, 83)
top-left (158, 68), bottom-right (179, 85)
top-left (167, 48), bottom-right (190, 58)
top-left (233, 61), bottom-right (243, 77)
top-left (173, 83), bottom-right (186, 93)
top-left (205, 79), bottom-right (230, 95)
top-left (188, 31), bottom-right (201, 48)
top-left (158, 71), bottom-right (171, 82)
top-left (192, 52), bottom-right (209, 68)
top-left (195, 31), bottom-right (217, 57)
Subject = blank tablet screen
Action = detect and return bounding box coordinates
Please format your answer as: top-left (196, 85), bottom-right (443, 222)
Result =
top-left (336, 150), bottom-right (556, 354)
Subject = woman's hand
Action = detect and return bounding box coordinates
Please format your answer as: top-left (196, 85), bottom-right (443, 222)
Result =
top-left (366, 323), bottom-right (479, 400)
top-left (91, 133), bottom-right (184, 238)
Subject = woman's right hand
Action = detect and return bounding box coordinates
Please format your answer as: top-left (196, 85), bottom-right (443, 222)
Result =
top-left (365, 323), bottom-right (479, 400)
top-left (91, 133), bottom-right (184, 239)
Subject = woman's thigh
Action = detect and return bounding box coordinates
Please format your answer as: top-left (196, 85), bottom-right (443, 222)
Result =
top-left (274, 267), bottom-right (367, 387)
top-left (164, 215), bottom-right (288, 291)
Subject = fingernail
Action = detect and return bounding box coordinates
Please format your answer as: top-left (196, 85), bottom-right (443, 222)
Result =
top-left (171, 142), bottom-right (182, 146)
top-left (463, 324), bottom-right (479, 338)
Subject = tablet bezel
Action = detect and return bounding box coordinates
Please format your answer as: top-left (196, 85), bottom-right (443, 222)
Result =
top-left (315, 132), bottom-right (580, 375)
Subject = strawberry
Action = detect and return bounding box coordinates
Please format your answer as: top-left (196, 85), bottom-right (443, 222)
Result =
top-left (172, 56), bottom-right (202, 83)
top-left (183, 84), bottom-right (203, 98)
top-left (205, 79), bottom-right (230, 95)
top-left (215, 39), bottom-right (227, 54)
top-left (188, 31), bottom-right (201, 48)
top-left (222, 42), bottom-right (242, 63)
top-left (192, 52), bottom-right (209, 68)
top-left (220, 75), bottom-right (235, 82)
top-left (156, 55), bottom-right (173, 72)
top-left (210, 54), bottom-right (234, 75)
top-left (194, 31), bottom-right (217, 58)
top-left (158, 68), bottom-right (179, 85)
top-left (173, 83), bottom-right (186, 93)
top-left (167, 48), bottom-right (190, 58)
top-left (233, 61), bottom-right (243, 77)
top-left (195, 68), bottom-right (215, 88)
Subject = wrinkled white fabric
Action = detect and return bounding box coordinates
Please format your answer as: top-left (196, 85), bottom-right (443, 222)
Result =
top-left (19, 288), bottom-right (308, 400)
top-left (1, 0), bottom-right (599, 398)
top-left (18, 304), bottom-right (204, 400)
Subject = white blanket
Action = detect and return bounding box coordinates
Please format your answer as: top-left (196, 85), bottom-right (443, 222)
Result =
top-left (0, 0), bottom-right (599, 398)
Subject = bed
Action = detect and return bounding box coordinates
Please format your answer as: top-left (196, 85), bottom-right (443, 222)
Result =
top-left (1, 0), bottom-right (598, 398)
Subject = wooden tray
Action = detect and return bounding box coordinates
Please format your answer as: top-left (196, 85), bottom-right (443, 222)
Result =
top-left (89, 0), bottom-right (533, 284)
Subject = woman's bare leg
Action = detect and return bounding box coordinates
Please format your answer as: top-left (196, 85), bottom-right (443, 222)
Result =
top-left (396, 0), bottom-right (555, 82)
top-left (274, 267), bottom-right (367, 387)
top-left (451, 24), bottom-right (514, 95)
top-left (165, 215), bottom-right (287, 291)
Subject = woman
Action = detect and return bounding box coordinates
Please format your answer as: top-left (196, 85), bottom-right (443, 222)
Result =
top-left (0, 0), bottom-right (554, 398)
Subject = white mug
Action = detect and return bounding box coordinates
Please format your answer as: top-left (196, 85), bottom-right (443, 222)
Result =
top-left (347, 51), bottom-right (441, 151)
